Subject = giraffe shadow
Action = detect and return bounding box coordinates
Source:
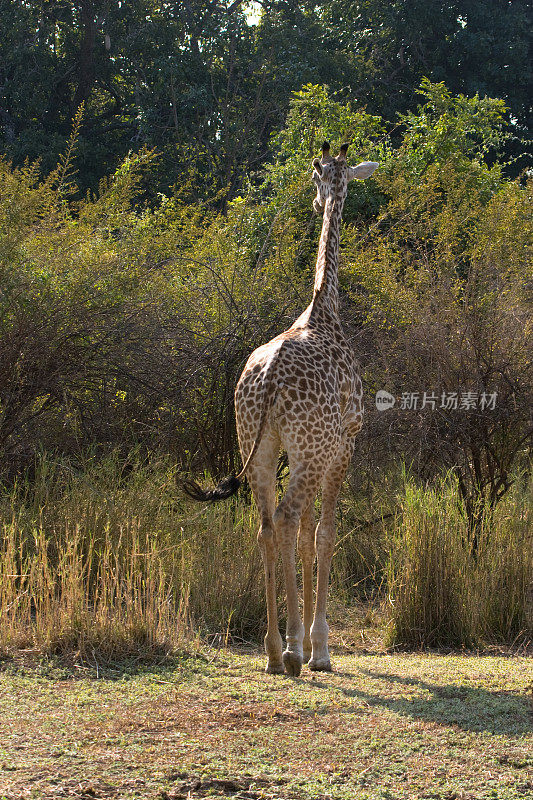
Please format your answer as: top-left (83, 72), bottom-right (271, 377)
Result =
top-left (308, 668), bottom-right (533, 736)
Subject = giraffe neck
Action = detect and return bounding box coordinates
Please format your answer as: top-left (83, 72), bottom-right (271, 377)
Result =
top-left (310, 185), bottom-right (344, 324)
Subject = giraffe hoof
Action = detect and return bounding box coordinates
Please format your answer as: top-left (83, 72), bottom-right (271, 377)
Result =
top-left (282, 651), bottom-right (303, 677)
top-left (265, 662), bottom-right (284, 675)
top-left (308, 658), bottom-right (332, 672)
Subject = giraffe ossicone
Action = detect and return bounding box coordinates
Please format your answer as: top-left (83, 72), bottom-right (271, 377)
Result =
top-left (184, 143), bottom-right (378, 676)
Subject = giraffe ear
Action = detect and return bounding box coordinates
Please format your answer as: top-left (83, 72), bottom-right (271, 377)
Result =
top-left (348, 161), bottom-right (379, 180)
top-left (312, 158), bottom-right (323, 176)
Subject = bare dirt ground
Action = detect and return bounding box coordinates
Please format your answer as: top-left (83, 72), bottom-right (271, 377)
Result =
top-left (0, 649), bottom-right (531, 800)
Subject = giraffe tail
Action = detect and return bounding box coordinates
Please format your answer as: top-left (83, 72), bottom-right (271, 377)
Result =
top-left (182, 384), bottom-right (280, 503)
top-left (182, 474), bottom-right (242, 503)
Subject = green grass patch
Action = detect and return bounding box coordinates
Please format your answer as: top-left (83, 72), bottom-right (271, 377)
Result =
top-left (0, 650), bottom-right (531, 799)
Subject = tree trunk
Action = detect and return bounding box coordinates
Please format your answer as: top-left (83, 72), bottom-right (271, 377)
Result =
top-left (73, 0), bottom-right (97, 110)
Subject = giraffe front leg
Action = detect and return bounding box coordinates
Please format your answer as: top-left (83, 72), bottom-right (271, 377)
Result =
top-left (308, 517), bottom-right (334, 671)
top-left (309, 437), bottom-right (355, 672)
top-left (297, 502), bottom-right (316, 663)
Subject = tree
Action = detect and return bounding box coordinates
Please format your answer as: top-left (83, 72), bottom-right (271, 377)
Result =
top-left (319, 0), bottom-right (532, 168)
top-left (2, 1), bottom-right (530, 194)
top-left (342, 82), bottom-right (532, 543)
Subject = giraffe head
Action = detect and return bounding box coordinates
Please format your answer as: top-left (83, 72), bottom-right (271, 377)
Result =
top-left (312, 142), bottom-right (379, 214)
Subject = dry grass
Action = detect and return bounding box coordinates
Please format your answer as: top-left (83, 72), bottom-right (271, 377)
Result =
top-left (0, 455), bottom-right (263, 664)
top-left (386, 474), bottom-right (533, 649)
top-left (0, 456), bottom-right (531, 664)
top-left (0, 515), bottom-right (186, 663)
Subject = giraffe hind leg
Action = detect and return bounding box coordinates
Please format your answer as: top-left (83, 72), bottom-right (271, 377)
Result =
top-left (273, 466), bottom-right (322, 677)
top-left (309, 435), bottom-right (356, 672)
top-left (245, 432), bottom-right (283, 674)
top-left (298, 502), bottom-right (316, 662)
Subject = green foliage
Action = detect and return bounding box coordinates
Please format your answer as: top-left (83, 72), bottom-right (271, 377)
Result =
top-left (0, 142), bottom-right (204, 462)
top-left (0, 83), bottom-right (530, 658)
top-left (1, 0), bottom-right (530, 199)
top-left (1, 0), bottom-right (531, 657)
top-left (320, 0), bottom-right (531, 163)
top-left (1, 80), bottom-right (530, 497)
top-left (336, 82), bottom-right (531, 529)
top-left (394, 78), bottom-right (508, 172)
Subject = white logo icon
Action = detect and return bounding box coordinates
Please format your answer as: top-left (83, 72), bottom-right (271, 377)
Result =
top-left (375, 390), bottom-right (396, 411)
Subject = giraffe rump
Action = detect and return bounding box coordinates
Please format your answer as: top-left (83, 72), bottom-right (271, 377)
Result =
top-left (182, 474), bottom-right (242, 503)
top-left (183, 361), bottom-right (281, 504)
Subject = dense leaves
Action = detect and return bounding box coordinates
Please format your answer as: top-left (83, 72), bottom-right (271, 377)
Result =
top-left (0, 81), bottom-right (530, 532)
top-left (1, 1), bottom-right (531, 198)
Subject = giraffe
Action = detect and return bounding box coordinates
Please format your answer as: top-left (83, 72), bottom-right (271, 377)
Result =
top-left (184, 142), bottom-right (378, 676)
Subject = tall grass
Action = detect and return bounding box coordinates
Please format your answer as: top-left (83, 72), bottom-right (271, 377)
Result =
top-left (0, 455), bottom-right (263, 663)
top-left (0, 516), bottom-right (185, 663)
top-left (386, 473), bottom-right (532, 648)
top-left (0, 456), bottom-right (530, 662)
